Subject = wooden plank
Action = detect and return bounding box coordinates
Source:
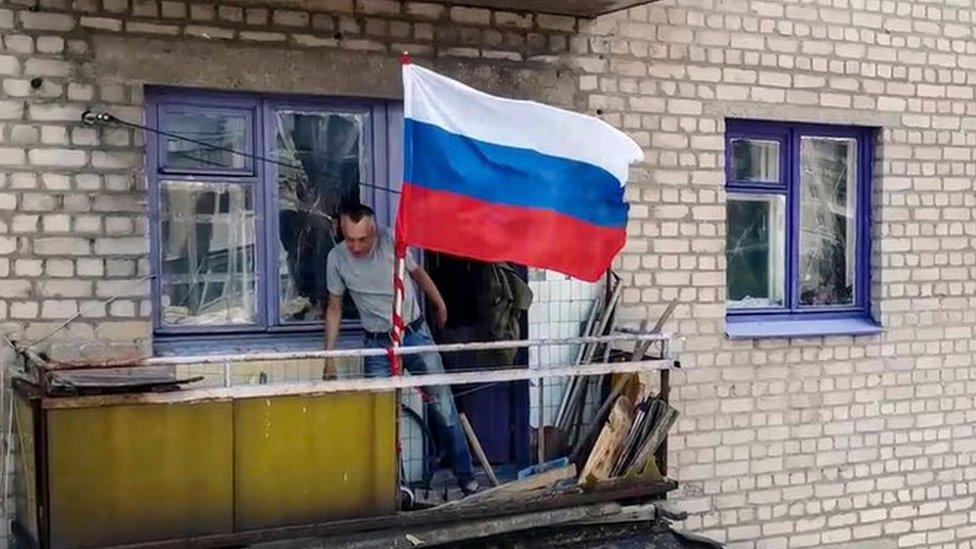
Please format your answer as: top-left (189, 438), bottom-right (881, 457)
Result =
top-left (447, 464), bottom-right (576, 508)
top-left (567, 503), bottom-right (657, 525)
top-left (107, 479), bottom-right (678, 549)
top-left (40, 331), bottom-right (671, 371)
top-left (578, 396), bottom-right (634, 483)
top-left (656, 368), bottom-right (672, 477)
top-left (330, 503), bottom-right (622, 548)
top-left (459, 413), bottom-right (500, 487)
top-left (41, 358), bottom-right (675, 410)
top-left (625, 404), bottom-right (679, 477)
top-left (611, 398), bottom-right (655, 476)
top-left (569, 375), bottom-right (630, 465)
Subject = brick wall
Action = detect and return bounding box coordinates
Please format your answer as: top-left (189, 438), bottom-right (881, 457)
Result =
top-left (0, 0), bottom-right (580, 362)
top-left (1, 0), bottom-right (976, 547)
top-left (578, 2), bottom-right (976, 548)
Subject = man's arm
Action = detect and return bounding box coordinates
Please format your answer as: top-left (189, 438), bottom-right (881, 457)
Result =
top-left (409, 265), bottom-right (448, 329)
top-left (323, 294), bottom-right (343, 350)
top-left (322, 294), bottom-right (343, 379)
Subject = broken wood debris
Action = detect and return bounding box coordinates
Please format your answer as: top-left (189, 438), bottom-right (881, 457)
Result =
top-left (108, 477), bottom-right (676, 549)
top-left (444, 463), bottom-right (577, 508)
top-left (552, 284), bottom-right (677, 469)
top-left (334, 503), bottom-right (623, 548)
top-left (567, 387), bottom-right (678, 484)
top-left (577, 395), bottom-right (633, 482)
top-left (304, 500), bottom-right (692, 548)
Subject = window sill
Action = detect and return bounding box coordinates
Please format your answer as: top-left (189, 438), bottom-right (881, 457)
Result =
top-left (726, 316), bottom-right (882, 340)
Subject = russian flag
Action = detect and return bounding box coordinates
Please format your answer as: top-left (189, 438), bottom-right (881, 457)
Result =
top-left (397, 62), bottom-right (644, 282)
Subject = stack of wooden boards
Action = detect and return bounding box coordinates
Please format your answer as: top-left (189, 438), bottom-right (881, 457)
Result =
top-left (443, 374), bottom-right (678, 513)
top-left (576, 384), bottom-right (679, 483)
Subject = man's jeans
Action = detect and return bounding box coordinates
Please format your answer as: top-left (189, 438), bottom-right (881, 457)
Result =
top-left (363, 322), bottom-right (475, 484)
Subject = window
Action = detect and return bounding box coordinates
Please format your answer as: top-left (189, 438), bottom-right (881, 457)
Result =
top-left (724, 120), bottom-right (879, 339)
top-left (146, 88), bottom-right (401, 349)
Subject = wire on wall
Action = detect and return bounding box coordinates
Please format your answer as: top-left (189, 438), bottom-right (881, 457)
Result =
top-left (81, 110), bottom-right (401, 195)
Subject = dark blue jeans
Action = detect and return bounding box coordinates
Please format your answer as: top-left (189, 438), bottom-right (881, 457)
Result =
top-left (363, 321), bottom-right (475, 484)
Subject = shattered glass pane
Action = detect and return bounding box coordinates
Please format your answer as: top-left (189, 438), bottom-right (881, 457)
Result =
top-left (275, 109), bottom-right (366, 323)
top-left (799, 137), bottom-right (857, 307)
top-left (726, 195), bottom-right (786, 309)
top-left (160, 181), bottom-right (258, 326)
top-left (730, 138), bottom-right (780, 183)
top-left (163, 112), bottom-right (248, 171)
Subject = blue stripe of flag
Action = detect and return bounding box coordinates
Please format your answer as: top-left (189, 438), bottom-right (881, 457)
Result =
top-left (404, 118), bottom-right (629, 229)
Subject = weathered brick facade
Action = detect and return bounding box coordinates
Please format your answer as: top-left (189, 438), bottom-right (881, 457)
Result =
top-left (1, 0), bottom-right (975, 547)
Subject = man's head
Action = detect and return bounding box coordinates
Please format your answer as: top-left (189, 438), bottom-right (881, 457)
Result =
top-left (339, 203), bottom-right (377, 259)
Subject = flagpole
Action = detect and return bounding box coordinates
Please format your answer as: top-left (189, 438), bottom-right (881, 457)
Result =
top-left (390, 51), bottom-right (412, 376)
top-left (390, 251), bottom-right (405, 376)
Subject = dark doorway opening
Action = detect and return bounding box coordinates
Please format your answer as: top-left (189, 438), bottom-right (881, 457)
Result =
top-left (426, 253), bottom-right (531, 468)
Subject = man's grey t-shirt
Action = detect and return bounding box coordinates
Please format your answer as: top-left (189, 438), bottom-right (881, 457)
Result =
top-left (326, 228), bottom-right (420, 333)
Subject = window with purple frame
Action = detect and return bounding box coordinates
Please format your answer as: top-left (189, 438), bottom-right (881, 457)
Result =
top-left (724, 119), bottom-right (880, 339)
top-left (146, 88), bottom-right (402, 349)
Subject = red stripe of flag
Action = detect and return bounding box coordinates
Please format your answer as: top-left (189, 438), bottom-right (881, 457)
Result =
top-left (396, 183), bottom-right (626, 282)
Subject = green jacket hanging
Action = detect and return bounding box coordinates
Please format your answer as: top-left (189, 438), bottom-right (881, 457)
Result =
top-left (474, 263), bottom-right (533, 367)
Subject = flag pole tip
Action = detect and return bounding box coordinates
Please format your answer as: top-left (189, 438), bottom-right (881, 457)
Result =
top-left (400, 51), bottom-right (411, 65)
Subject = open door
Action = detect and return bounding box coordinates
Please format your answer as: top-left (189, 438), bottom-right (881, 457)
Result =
top-left (426, 253), bottom-right (531, 468)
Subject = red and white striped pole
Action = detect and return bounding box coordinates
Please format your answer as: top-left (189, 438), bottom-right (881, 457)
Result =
top-left (389, 51), bottom-right (412, 376)
top-left (390, 248), bottom-right (406, 376)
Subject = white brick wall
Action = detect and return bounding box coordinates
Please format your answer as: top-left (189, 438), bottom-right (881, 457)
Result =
top-left (580, 2), bottom-right (976, 545)
top-left (0, 0), bottom-right (975, 547)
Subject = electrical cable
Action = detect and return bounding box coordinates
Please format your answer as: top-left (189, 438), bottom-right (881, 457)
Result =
top-left (81, 110), bottom-right (400, 195)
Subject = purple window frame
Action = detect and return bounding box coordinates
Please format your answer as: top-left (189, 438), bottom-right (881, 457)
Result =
top-left (157, 104), bottom-right (257, 176)
top-left (724, 119), bottom-right (879, 338)
top-left (146, 86), bottom-right (402, 349)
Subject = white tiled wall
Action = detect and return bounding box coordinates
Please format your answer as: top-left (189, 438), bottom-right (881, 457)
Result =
top-left (398, 389), bottom-right (425, 485)
top-left (527, 268), bottom-right (606, 429)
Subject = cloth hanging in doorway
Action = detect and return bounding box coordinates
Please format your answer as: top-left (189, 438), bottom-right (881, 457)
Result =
top-left (474, 263), bottom-right (533, 367)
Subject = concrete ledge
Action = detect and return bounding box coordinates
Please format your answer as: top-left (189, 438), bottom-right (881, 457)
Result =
top-left (705, 101), bottom-right (900, 128)
top-left (92, 35), bottom-right (576, 104)
top-left (726, 317), bottom-right (882, 340)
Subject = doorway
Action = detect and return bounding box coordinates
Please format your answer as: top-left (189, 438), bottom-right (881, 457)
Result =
top-left (425, 253), bottom-right (531, 469)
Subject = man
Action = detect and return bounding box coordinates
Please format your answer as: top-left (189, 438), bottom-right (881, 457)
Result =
top-left (323, 203), bottom-right (478, 495)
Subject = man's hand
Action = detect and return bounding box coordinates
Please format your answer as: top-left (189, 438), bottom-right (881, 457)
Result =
top-left (323, 294), bottom-right (343, 380)
top-left (409, 265), bottom-right (449, 331)
top-left (322, 357), bottom-right (338, 380)
top-left (432, 302), bottom-right (448, 330)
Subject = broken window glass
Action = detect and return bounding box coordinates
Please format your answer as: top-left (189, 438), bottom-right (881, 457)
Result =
top-left (159, 181), bottom-right (258, 326)
top-left (726, 195), bottom-right (786, 309)
top-left (730, 138), bottom-right (780, 183)
top-left (799, 137), bottom-right (857, 306)
top-left (162, 110), bottom-right (249, 172)
top-left (274, 109), bottom-right (366, 323)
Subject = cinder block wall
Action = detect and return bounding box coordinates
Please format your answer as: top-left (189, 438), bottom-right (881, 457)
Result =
top-left (1, 0), bottom-right (974, 547)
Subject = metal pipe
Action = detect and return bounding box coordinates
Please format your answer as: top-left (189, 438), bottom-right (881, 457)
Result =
top-left (558, 277), bottom-right (623, 432)
top-left (222, 359), bottom-right (232, 388)
top-left (41, 358), bottom-right (676, 410)
top-left (555, 286), bottom-right (607, 430)
top-left (39, 332), bottom-right (672, 370)
top-left (2, 381), bottom-right (12, 515)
